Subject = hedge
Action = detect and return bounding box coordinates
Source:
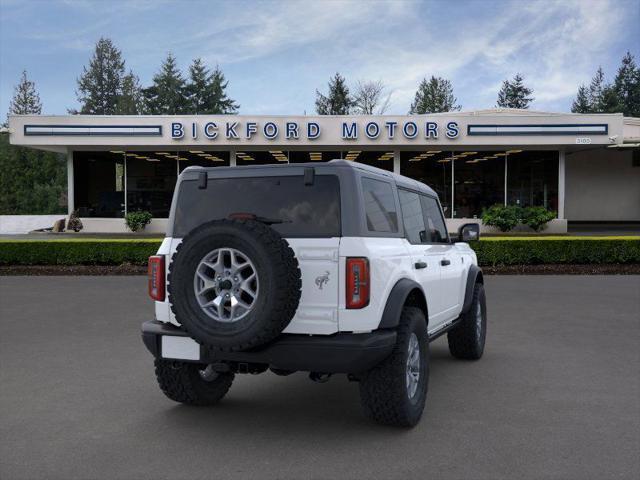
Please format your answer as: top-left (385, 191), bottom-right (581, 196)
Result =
top-left (0, 237), bottom-right (639, 267)
top-left (0, 240), bottom-right (161, 266)
top-left (470, 237), bottom-right (640, 266)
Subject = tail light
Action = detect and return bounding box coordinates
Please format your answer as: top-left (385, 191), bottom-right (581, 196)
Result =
top-left (148, 255), bottom-right (165, 301)
top-left (346, 257), bottom-right (369, 309)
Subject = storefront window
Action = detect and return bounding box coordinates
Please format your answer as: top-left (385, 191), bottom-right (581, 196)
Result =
top-left (177, 151), bottom-right (230, 172)
top-left (400, 151), bottom-right (452, 216)
top-left (74, 151), bottom-right (124, 218)
top-left (126, 153), bottom-right (176, 218)
top-left (288, 151), bottom-right (342, 163)
top-left (453, 151), bottom-right (505, 218)
top-left (237, 150), bottom-right (289, 165)
top-left (347, 151), bottom-right (395, 172)
top-left (507, 150), bottom-right (558, 212)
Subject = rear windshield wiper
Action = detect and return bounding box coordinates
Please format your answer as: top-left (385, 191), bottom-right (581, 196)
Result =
top-left (228, 213), bottom-right (291, 225)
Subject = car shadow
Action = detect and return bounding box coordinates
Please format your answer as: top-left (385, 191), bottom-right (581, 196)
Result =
top-left (143, 342), bottom-right (468, 439)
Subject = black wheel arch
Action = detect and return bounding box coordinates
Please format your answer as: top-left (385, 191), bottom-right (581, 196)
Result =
top-left (462, 264), bottom-right (484, 314)
top-left (378, 279), bottom-right (428, 330)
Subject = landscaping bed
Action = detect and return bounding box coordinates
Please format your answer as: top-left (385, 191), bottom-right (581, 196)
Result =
top-left (0, 237), bottom-right (639, 275)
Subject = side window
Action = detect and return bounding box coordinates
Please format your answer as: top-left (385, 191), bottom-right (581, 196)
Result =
top-left (420, 195), bottom-right (449, 243)
top-left (361, 177), bottom-right (398, 233)
top-left (399, 189), bottom-right (427, 244)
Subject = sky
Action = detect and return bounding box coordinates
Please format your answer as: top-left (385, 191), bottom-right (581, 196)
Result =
top-left (0, 0), bottom-right (638, 117)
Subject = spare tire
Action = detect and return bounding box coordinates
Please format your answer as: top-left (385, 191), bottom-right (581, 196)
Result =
top-left (168, 219), bottom-right (301, 352)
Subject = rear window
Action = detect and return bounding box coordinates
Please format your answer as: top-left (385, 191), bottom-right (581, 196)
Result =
top-left (173, 175), bottom-right (341, 237)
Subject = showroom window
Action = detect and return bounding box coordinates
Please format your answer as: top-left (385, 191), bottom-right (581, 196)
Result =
top-left (507, 150), bottom-right (558, 212)
top-left (400, 150), bottom-right (559, 219)
top-left (73, 150), bottom-right (228, 218)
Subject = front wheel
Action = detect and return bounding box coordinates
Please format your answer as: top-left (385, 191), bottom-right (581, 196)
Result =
top-left (154, 359), bottom-right (235, 405)
top-left (447, 282), bottom-right (487, 360)
top-left (359, 307), bottom-right (429, 427)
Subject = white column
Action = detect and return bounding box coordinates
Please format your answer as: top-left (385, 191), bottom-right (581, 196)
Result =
top-left (451, 153), bottom-right (455, 218)
top-left (504, 154), bottom-right (508, 205)
top-left (393, 150), bottom-right (400, 174)
top-left (558, 149), bottom-right (566, 219)
top-left (230, 149), bottom-right (236, 166)
top-left (124, 155), bottom-right (128, 216)
top-left (66, 149), bottom-right (74, 216)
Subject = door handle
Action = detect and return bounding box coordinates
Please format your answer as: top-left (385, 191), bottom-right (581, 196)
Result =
top-left (414, 261), bottom-right (427, 269)
top-left (440, 259), bottom-right (451, 266)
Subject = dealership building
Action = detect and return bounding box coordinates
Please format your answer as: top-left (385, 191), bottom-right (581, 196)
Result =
top-left (7, 109), bottom-right (640, 233)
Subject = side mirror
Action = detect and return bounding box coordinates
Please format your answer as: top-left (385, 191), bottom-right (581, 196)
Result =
top-left (458, 223), bottom-right (480, 242)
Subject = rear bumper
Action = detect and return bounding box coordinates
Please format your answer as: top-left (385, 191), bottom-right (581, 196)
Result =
top-left (141, 320), bottom-right (396, 374)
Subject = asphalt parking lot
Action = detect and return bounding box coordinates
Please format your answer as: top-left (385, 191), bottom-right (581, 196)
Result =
top-left (1, 276), bottom-right (639, 480)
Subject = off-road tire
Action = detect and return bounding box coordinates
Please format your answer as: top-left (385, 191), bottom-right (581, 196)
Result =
top-left (447, 282), bottom-right (487, 360)
top-left (168, 219), bottom-right (301, 352)
top-left (154, 359), bottom-right (234, 406)
top-left (359, 307), bottom-right (429, 427)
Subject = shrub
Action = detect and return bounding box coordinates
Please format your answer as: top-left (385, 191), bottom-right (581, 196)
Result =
top-left (521, 206), bottom-right (556, 232)
top-left (481, 205), bottom-right (520, 232)
top-left (0, 238), bottom-right (638, 267)
top-left (67, 210), bottom-right (83, 232)
top-left (125, 211), bottom-right (153, 232)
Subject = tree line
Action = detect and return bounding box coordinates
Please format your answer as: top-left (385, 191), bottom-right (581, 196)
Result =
top-left (71, 37), bottom-right (239, 115)
top-left (1, 37), bottom-right (638, 215)
top-left (314, 52), bottom-right (638, 116)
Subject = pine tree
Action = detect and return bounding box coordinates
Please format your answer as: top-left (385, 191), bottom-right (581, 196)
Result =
top-left (571, 85), bottom-right (591, 113)
top-left (143, 53), bottom-right (188, 114)
top-left (315, 73), bottom-right (353, 115)
top-left (8, 70), bottom-right (42, 116)
top-left (116, 71), bottom-right (144, 114)
top-left (207, 65), bottom-right (239, 114)
top-left (587, 67), bottom-right (607, 112)
top-left (185, 60), bottom-right (239, 114)
top-left (409, 76), bottom-right (460, 114)
top-left (613, 51), bottom-right (640, 117)
top-left (75, 37), bottom-right (126, 114)
top-left (186, 58), bottom-right (209, 114)
top-left (496, 74), bottom-right (534, 109)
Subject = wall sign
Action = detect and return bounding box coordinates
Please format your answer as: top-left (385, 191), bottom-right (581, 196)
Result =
top-left (170, 120), bottom-right (461, 141)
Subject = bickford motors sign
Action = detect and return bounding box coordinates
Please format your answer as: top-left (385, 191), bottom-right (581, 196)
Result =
top-left (171, 119), bottom-right (461, 141)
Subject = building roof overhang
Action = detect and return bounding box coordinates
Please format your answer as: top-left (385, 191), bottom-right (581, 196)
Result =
top-left (6, 110), bottom-right (631, 153)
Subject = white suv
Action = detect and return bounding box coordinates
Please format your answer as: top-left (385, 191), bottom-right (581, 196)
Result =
top-left (143, 160), bottom-right (486, 427)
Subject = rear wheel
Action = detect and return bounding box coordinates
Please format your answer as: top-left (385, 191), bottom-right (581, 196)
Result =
top-left (447, 282), bottom-right (487, 360)
top-left (154, 359), bottom-right (235, 405)
top-left (359, 307), bottom-right (429, 427)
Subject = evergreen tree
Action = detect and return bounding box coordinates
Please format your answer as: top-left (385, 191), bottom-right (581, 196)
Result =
top-left (613, 51), bottom-right (640, 117)
top-left (409, 76), bottom-right (460, 114)
top-left (8, 70), bottom-right (42, 116)
top-left (75, 37), bottom-right (126, 114)
top-left (207, 65), bottom-right (239, 114)
top-left (186, 58), bottom-right (209, 114)
top-left (315, 73), bottom-right (353, 115)
top-left (571, 85), bottom-right (591, 113)
top-left (143, 53), bottom-right (188, 114)
top-left (2, 72), bottom-right (66, 214)
top-left (587, 66), bottom-right (607, 112)
top-left (496, 73), bottom-right (534, 109)
top-left (185, 59), bottom-right (239, 114)
top-left (116, 71), bottom-right (144, 114)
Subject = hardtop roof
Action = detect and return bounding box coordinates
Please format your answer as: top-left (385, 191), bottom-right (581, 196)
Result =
top-left (183, 159), bottom-right (437, 197)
